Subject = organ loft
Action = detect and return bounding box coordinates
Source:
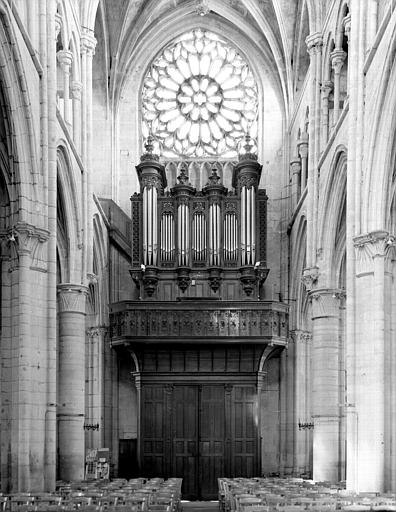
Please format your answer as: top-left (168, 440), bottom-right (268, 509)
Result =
top-left (111, 135), bottom-right (288, 499)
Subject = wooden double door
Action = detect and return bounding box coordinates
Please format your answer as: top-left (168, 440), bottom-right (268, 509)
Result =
top-left (141, 382), bottom-right (259, 500)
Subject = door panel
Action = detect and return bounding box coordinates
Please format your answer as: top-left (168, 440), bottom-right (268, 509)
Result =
top-left (232, 386), bottom-right (258, 477)
top-left (141, 386), bottom-right (167, 477)
top-left (200, 385), bottom-right (225, 499)
top-left (173, 386), bottom-right (198, 500)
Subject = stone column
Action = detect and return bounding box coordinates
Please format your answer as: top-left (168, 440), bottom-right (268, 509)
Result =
top-left (4, 223), bottom-right (50, 491)
top-left (306, 33), bottom-right (322, 267)
top-left (57, 284), bottom-right (88, 481)
top-left (279, 348), bottom-right (288, 475)
top-left (132, 372), bottom-right (142, 471)
top-left (292, 330), bottom-right (311, 476)
top-left (309, 288), bottom-right (344, 482)
top-left (86, 326), bottom-right (107, 449)
top-left (27, 1), bottom-right (38, 51)
top-left (80, 30), bottom-right (97, 280)
top-left (343, 14), bottom-right (351, 93)
top-left (351, 231), bottom-right (394, 492)
top-left (71, 81), bottom-right (82, 153)
top-left (57, 50), bottom-right (73, 126)
top-left (290, 157), bottom-right (301, 209)
top-left (321, 81), bottom-right (333, 146)
top-left (368, 2), bottom-right (377, 46)
top-left (330, 49), bottom-right (347, 126)
top-left (297, 133), bottom-right (308, 191)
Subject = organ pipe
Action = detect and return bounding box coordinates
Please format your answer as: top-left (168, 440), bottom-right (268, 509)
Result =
top-left (251, 187), bottom-right (256, 263)
top-left (136, 154), bottom-right (265, 297)
top-left (246, 187), bottom-right (251, 265)
top-left (224, 212), bottom-right (238, 262)
top-left (177, 202), bottom-right (190, 266)
top-left (152, 187), bottom-right (158, 264)
top-left (193, 213), bottom-right (206, 262)
top-left (178, 205), bottom-right (182, 265)
top-left (143, 187), bottom-right (148, 264)
top-left (160, 212), bottom-right (176, 261)
top-left (241, 186), bottom-right (246, 264)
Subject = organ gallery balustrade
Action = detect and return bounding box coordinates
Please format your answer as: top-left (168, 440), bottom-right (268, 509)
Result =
top-left (111, 301), bottom-right (288, 345)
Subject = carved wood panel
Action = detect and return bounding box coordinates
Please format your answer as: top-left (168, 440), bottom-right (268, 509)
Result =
top-left (111, 304), bottom-right (288, 343)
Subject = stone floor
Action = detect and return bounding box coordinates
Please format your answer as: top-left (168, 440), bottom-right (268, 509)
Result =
top-left (182, 501), bottom-right (219, 512)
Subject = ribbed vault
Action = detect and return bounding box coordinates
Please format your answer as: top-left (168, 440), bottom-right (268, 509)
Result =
top-left (92, 0), bottom-right (324, 121)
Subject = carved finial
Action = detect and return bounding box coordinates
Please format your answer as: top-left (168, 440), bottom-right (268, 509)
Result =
top-left (177, 167), bottom-right (190, 185)
top-left (208, 167), bottom-right (221, 185)
top-left (238, 134), bottom-right (258, 161)
top-left (141, 135), bottom-right (160, 162)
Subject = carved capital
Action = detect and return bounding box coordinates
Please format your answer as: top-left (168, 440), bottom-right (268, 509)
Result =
top-left (290, 330), bottom-right (312, 344)
top-left (321, 80), bottom-right (334, 98)
top-left (177, 195), bottom-right (190, 206)
top-left (306, 33), bottom-right (323, 55)
top-left (57, 283), bottom-right (88, 314)
top-left (86, 326), bottom-right (108, 339)
top-left (7, 222), bottom-right (50, 273)
top-left (309, 288), bottom-right (345, 319)
top-left (290, 157), bottom-right (301, 175)
top-left (57, 49), bottom-right (73, 69)
top-left (71, 80), bottom-right (83, 100)
top-left (297, 133), bottom-right (309, 158)
top-left (238, 175), bottom-right (257, 189)
top-left (301, 266), bottom-right (319, 291)
top-left (80, 30), bottom-right (97, 56)
top-left (354, 230), bottom-right (395, 275)
top-left (330, 49), bottom-right (347, 73)
top-left (162, 201), bottom-right (175, 214)
top-left (225, 201), bottom-right (237, 213)
top-left (141, 175), bottom-right (162, 190)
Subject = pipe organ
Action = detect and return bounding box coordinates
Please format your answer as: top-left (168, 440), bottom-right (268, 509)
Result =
top-left (131, 139), bottom-right (269, 300)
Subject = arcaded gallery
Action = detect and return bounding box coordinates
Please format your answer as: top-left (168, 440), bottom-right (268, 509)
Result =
top-left (0, 0), bottom-right (396, 508)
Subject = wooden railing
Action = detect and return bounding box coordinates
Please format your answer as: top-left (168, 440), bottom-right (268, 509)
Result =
top-left (110, 300), bottom-right (288, 345)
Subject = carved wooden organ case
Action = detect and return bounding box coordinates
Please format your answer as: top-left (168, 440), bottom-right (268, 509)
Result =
top-left (130, 145), bottom-right (269, 301)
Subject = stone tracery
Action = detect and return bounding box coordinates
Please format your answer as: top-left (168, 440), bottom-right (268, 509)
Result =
top-left (142, 29), bottom-right (258, 158)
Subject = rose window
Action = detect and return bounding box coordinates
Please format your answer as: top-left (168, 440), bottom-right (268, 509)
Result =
top-left (142, 29), bottom-right (258, 159)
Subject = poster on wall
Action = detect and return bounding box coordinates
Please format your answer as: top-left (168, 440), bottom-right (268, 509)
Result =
top-left (85, 448), bottom-right (110, 480)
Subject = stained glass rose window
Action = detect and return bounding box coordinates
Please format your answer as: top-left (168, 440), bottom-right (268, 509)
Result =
top-left (142, 29), bottom-right (258, 159)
